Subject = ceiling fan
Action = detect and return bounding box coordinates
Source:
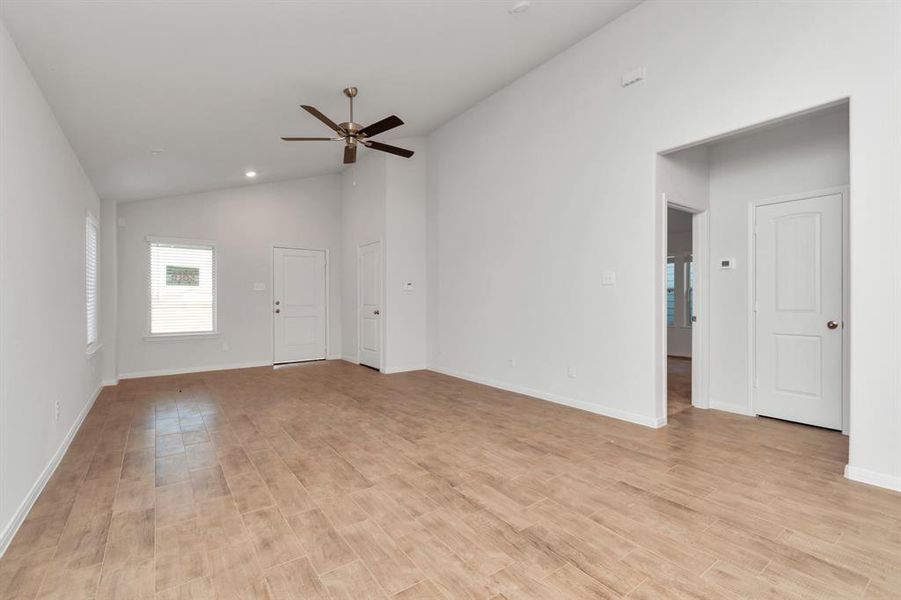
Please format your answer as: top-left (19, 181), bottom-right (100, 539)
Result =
top-left (281, 87), bottom-right (414, 165)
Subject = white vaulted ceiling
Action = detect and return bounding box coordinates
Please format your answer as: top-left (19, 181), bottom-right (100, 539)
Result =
top-left (1, 0), bottom-right (640, 202)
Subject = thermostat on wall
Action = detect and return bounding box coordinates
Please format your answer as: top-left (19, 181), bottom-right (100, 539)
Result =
top-left (719, 258), bottom-right (735, 269)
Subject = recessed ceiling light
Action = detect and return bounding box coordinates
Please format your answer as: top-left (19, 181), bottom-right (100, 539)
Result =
top-left (150, 149), bottom-right (164, 156)
top-left (509, 1), bottom-right (530, 14)
top-left (245, 170), bottom-right (257, 178)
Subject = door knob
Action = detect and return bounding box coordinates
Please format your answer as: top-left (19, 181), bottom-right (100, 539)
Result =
top-left (275, 300), bottom-right (280, 305)
top-left (827, 320), bottom-right (839, 329)
top-left (374, 310), bottom-right (380, 315)
top-left (275, 309), bottom-right (281, 314)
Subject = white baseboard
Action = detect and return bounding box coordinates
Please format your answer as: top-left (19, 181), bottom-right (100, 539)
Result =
top-left (429, 366), bottom-right (664, 429)
top-left (326, 353), bottom-right (342, 360)
top-left (341, 355), bottom-right (360, 365)
top-left (383, 364), bottom-right (429, 374)
top-left (102, 378), bottom-right (119, 387)
top-left (845, 464), bottom-right (901, 492)
top-left (118, 360), bottom-right (272, 380)
top-left (0, 381), bottom-right (104, 556)
top-left (709, 399), bottom-right (755, 416)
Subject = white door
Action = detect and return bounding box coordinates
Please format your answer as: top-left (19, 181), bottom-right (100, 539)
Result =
top-left (754, 193), bottom-right (842, 429)
top-left (273, 248), bottom-right (326, 364)
top-left (358, 241), bottom-right (381, 369)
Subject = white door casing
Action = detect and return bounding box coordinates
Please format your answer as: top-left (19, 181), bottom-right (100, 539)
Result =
top-left (358, 241), bottom-right (382, 369)
top-left (273, 247), bottom-right (326, 364)
top-left (754, 193), bottom-right (843, 429)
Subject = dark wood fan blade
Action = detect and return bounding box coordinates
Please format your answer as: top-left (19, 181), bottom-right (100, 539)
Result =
top-left (365, 140), bottom-right (414, 158)
top-left (301, 105), bottom-right (344, 134)
top-left (344, 144), bottom-right (357, 164)
top-left (280, 137), bottom-right (335, 141)
top-left (359, 115), bottom-right (404, 138)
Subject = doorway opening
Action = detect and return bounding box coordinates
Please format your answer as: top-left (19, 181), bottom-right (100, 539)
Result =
top-left (666, 206), bottom-right (695, 418)
top-left (656, 100), bottom-right (850, 436)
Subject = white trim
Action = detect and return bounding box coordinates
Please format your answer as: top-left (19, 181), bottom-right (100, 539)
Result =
top-left (844, 465), bottom-right (901, 492)
top-left (102, 378), bottom-right (119, 387)
top-left (709, 398), bottom-right (756, 416)
top-left (383, 364), bottom-right (429, 374)
top-left (118, 360), bottom-right (271, 380)
top-left (429, 366), bottom-right (665, 429)
top-left (145, 235), bottom-right (217, 247)
top-left (747, 186), bottom-right (849, 425)
top-left (143, 333), bottom-right (219, 342)
top-left (86, 342), bottom-right (103, 356)
top-left (659, 197), bottom-right (710, 421)
top-left (341, 355), bottom-right (360, 365)
top-left (691, 211), bottom-right (710, 409)
top-left (0, 381), bottom-right (104, 557)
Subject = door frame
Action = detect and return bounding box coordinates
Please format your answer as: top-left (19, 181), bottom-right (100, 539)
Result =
top-left (747, 186), bottom-right (850, 433)
top-left (356, 240), bottom-right (385, 372)
top-left (270, 245), bottom-right (330, 365)
top-left (659, 199), bottom-right (711, 426)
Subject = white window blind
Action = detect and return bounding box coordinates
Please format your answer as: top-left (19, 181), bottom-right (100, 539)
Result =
top-left (148, 239), bottom-right (216, 335)
top-left (86, 216), bottom-right (99, 347)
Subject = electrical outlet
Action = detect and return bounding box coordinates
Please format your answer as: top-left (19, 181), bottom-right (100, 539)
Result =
top-left (508, 358), bottom-right (516, 368)
top-left (567, 366), bottom-right (577, 379)
top-left (221, 341), bottom-right (230, 352)
top-left (54, 400), bottom-right (60, 421)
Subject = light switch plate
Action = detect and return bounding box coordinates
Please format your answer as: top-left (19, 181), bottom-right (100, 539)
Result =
top-left (253, 282), bottom-right (266, 291)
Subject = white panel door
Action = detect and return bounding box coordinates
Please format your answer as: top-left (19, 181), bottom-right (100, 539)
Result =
top-left (358, 241), bottom-right (381, 369)
top-left (273, 248), bottom-right (326, 364)
top-left (755, 193), bottom-right (842, 429)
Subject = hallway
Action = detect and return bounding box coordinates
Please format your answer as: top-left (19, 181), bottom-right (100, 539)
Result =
top-left (667, 356), bottom-right (692, 417)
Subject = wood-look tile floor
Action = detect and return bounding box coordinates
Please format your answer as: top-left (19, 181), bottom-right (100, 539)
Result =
top-left (1, 361), bottom-right (899, 599)
top-left (667, 357), bottom-right (692, 417)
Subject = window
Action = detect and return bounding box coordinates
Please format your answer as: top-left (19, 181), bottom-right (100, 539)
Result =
top-left (86, 215), bottom-right (99, 348)
top-left (148, 238), bottom-right (216, 336)
top-left (666, 257), bottom-right (676, 327)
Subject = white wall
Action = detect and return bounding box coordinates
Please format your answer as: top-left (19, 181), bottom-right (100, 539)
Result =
top-left (706, 106), bottom-right (850, 415)
top-left (340, 138), bottom-right (429, 373)
top-left (657, 146), bottom-right (710, 212)
top-left (100, 198), bottom-right (118, 384)
top-left (116, 175), bottom-right (342, 377)
top-left (385, 138), bottom-right (428, 373)
top-left (340, 152), bottom-right (387, 363)
top-left (0, 22), bottom-right (104, 551)
top-left (426, 0), bottom-right (901, 489)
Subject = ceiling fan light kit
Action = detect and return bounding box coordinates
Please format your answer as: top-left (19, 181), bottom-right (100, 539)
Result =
top-left (281, 86), bottom-right (414, 165)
